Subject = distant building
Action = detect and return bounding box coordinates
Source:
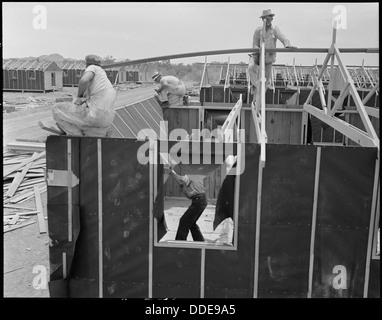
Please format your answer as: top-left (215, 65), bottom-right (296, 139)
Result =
top-left (58, 60), bottom-right (86, 87)
top-left (3, 59), bottom-right (63, 92)
top-left (127, 69), bottom-right (139, 82)
top-left (58, 60), bottom-right (131, 86)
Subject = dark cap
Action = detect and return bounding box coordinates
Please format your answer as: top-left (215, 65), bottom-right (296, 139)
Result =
top-left (85, 54), bottom-right (102, 66)
top-left (152, 72), bottom-right (161, 81)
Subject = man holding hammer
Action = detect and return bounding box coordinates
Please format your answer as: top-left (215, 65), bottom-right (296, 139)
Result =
top-left (165, 167), bottom-right (207, 242)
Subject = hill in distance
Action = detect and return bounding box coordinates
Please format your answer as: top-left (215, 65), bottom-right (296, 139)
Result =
top-left (38, 53), bottom-right (66, 61)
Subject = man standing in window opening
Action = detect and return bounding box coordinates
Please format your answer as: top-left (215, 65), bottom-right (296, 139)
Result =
top-left (166, 168), bottom-right (207, 241)
top-left (248, 9), bottom-right (297, 101)
top-left (52, 54), bottom-right (117, 136)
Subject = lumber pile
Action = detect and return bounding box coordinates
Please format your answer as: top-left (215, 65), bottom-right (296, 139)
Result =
top-left (3, 142), bottom-right (47, 234)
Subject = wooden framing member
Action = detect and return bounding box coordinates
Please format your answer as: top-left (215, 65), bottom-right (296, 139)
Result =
top-left (328, 83), bottom-right (350, 117)
top-left (67, 139), bottom-right (73, 242)
top-left (311, 68), bottom-right (327, 113)
top-left (259, 38), bottom-right (267, 165)
top-left (251, 102), bottom-right (261, 143)
top-left (293, 58), bottom-right (300, 89)
top-left (334, 46), bottom-right (379, 146)
top-left (363, 158), bottom-right (380, 297)
top-left (303, 26), bottom-right (379, 151)
top-left (34, 185), bottom-right (47, 233)
top-left (362, 63), bottom-right (375, 88)
top-left (221, 95), bottom-right (243, 133)
top-left (307, 147), bottom-right (321, 298)
top-left (148, 139), bottom-right (155, 298)
top-left (253, 149), bottom-right (264, 298)
top-left (327, 27), bottom-right (337, 112)
top-left (97, 139), bottom-right (103, 298)
top-left (224, 57), bottom-right (231, 90)
top-left (221, 95), bottom-right (243, 174)
top-left (304, 104), bottom-right (378, 148)
top-left (362, 81), bottom-right (379, 105)
top-left (200, 248), bottom-right (206, 298)
top-left (364, 106), bottom-right (379, 119)
top-left (199, 56), bottom-right (210, 92)
top-left (5, 161), bottom-right (33, 198)
top-left (372, 183), bottom-right (380, 260)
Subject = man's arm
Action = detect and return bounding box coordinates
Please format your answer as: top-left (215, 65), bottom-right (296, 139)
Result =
top-left (77, 71), bottom-right (94, 97)
top-left (252, 28), bottom-right (261, 50)
top-left (274, 26), bottom-right (296, 49)
top-left (168, 169), bottom-right (189, 186)
top-left (74, 71), bottom-right (94, 105)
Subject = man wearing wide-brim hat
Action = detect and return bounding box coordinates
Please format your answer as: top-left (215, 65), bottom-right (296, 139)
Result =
top-left (248, 9), bottom-right (297, 103)
top-left (152, 71), bottom-right (187, 107)
top-left (52, 54), bottom-right (117, 136)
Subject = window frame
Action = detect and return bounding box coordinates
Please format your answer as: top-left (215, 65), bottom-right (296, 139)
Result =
top-left (10, 70), bottom-right (18, 79)
top-left (151, 139), bottom-right (242, 251)
top-left (28, 70), bottom-right (36, 80)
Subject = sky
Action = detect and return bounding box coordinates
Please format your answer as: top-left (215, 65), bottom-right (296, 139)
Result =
top-left (2, 2), bottom-right (379, 67)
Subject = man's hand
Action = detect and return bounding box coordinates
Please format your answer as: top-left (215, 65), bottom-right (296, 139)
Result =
top-left (74, 97), bottom-right (86, 106)
top-left (286, 45), bottom-right (297, 50)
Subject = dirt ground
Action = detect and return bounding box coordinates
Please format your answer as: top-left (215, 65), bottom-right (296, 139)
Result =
top-left (3, 196), bottom-right (50, 297)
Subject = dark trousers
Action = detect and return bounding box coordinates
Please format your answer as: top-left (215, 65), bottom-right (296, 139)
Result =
top-left (175, 194), bottom-right (207, 241)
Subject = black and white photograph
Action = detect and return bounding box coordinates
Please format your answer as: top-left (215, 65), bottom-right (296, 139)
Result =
top-left (2, 1), bottom-right (379, 307)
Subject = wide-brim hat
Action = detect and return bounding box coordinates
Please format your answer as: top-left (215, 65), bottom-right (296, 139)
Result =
top-left (260, 9), bottom-right (275, 18)
top-left (152, 72), bottom-right (161, 81)
top-left (85, 54), bottom-right (102, 66)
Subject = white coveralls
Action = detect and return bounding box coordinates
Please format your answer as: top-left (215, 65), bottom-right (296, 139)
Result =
top-left (52, 65), bottom-right (117, 136)
top-left (157, 75), bottom-right (186, 106)
top-left (248, 25), bottom-right (291, 90)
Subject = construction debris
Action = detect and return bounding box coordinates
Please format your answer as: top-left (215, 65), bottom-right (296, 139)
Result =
top-left (3, 143), bottom-right (47, 233)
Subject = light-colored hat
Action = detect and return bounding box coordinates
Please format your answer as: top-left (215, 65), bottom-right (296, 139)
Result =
top-left (152, 72), bottom-right (161, 81)
top-left (260, 9), bottom-right (275, 18)
top-left (85, 54), bottom-right (102, 66)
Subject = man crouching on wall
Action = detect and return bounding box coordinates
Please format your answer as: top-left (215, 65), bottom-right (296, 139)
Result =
top-left (52, 54), bottom-right (117, 137)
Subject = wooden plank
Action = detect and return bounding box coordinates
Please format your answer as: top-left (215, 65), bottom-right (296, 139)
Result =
top-left (18, 186), bottom-right (47, 204)
top-left (14, 181), bottom-right (46, 193)
top-left (7, 184), bottom-right (46, 204)
top-left (334, 47), bottom-right (379, 143)
top-left (3, 210), bottom-right (39, 216)
top-left (8, 215), bottom-right (20, 225)
top-left (3, 156), bottom-right (31, 165)
top-left (281, 107), bottom-right (292, 143)
top-left (328, 83), bottom-right (350, 117)
top-left (5, 161), bottom-right (33, 198)
top-left (33, 185), bottom-right (47, 233)
top-left (3, 151), bottom-right (45, 178)
top-left (3, 204), bottom-right (36, 210)
top-left (251, 102), bottom-right (261, 143)
top-left (289, 105), bottom-right (302, 144)
top-left (6, 140), bottom-right (45, 152)
top-left (304, 104), bottom-right (378, 147)
top-left (4, 221), bottom-right (36, 233)
top-left (364, 106), bottom-right (379, 119)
